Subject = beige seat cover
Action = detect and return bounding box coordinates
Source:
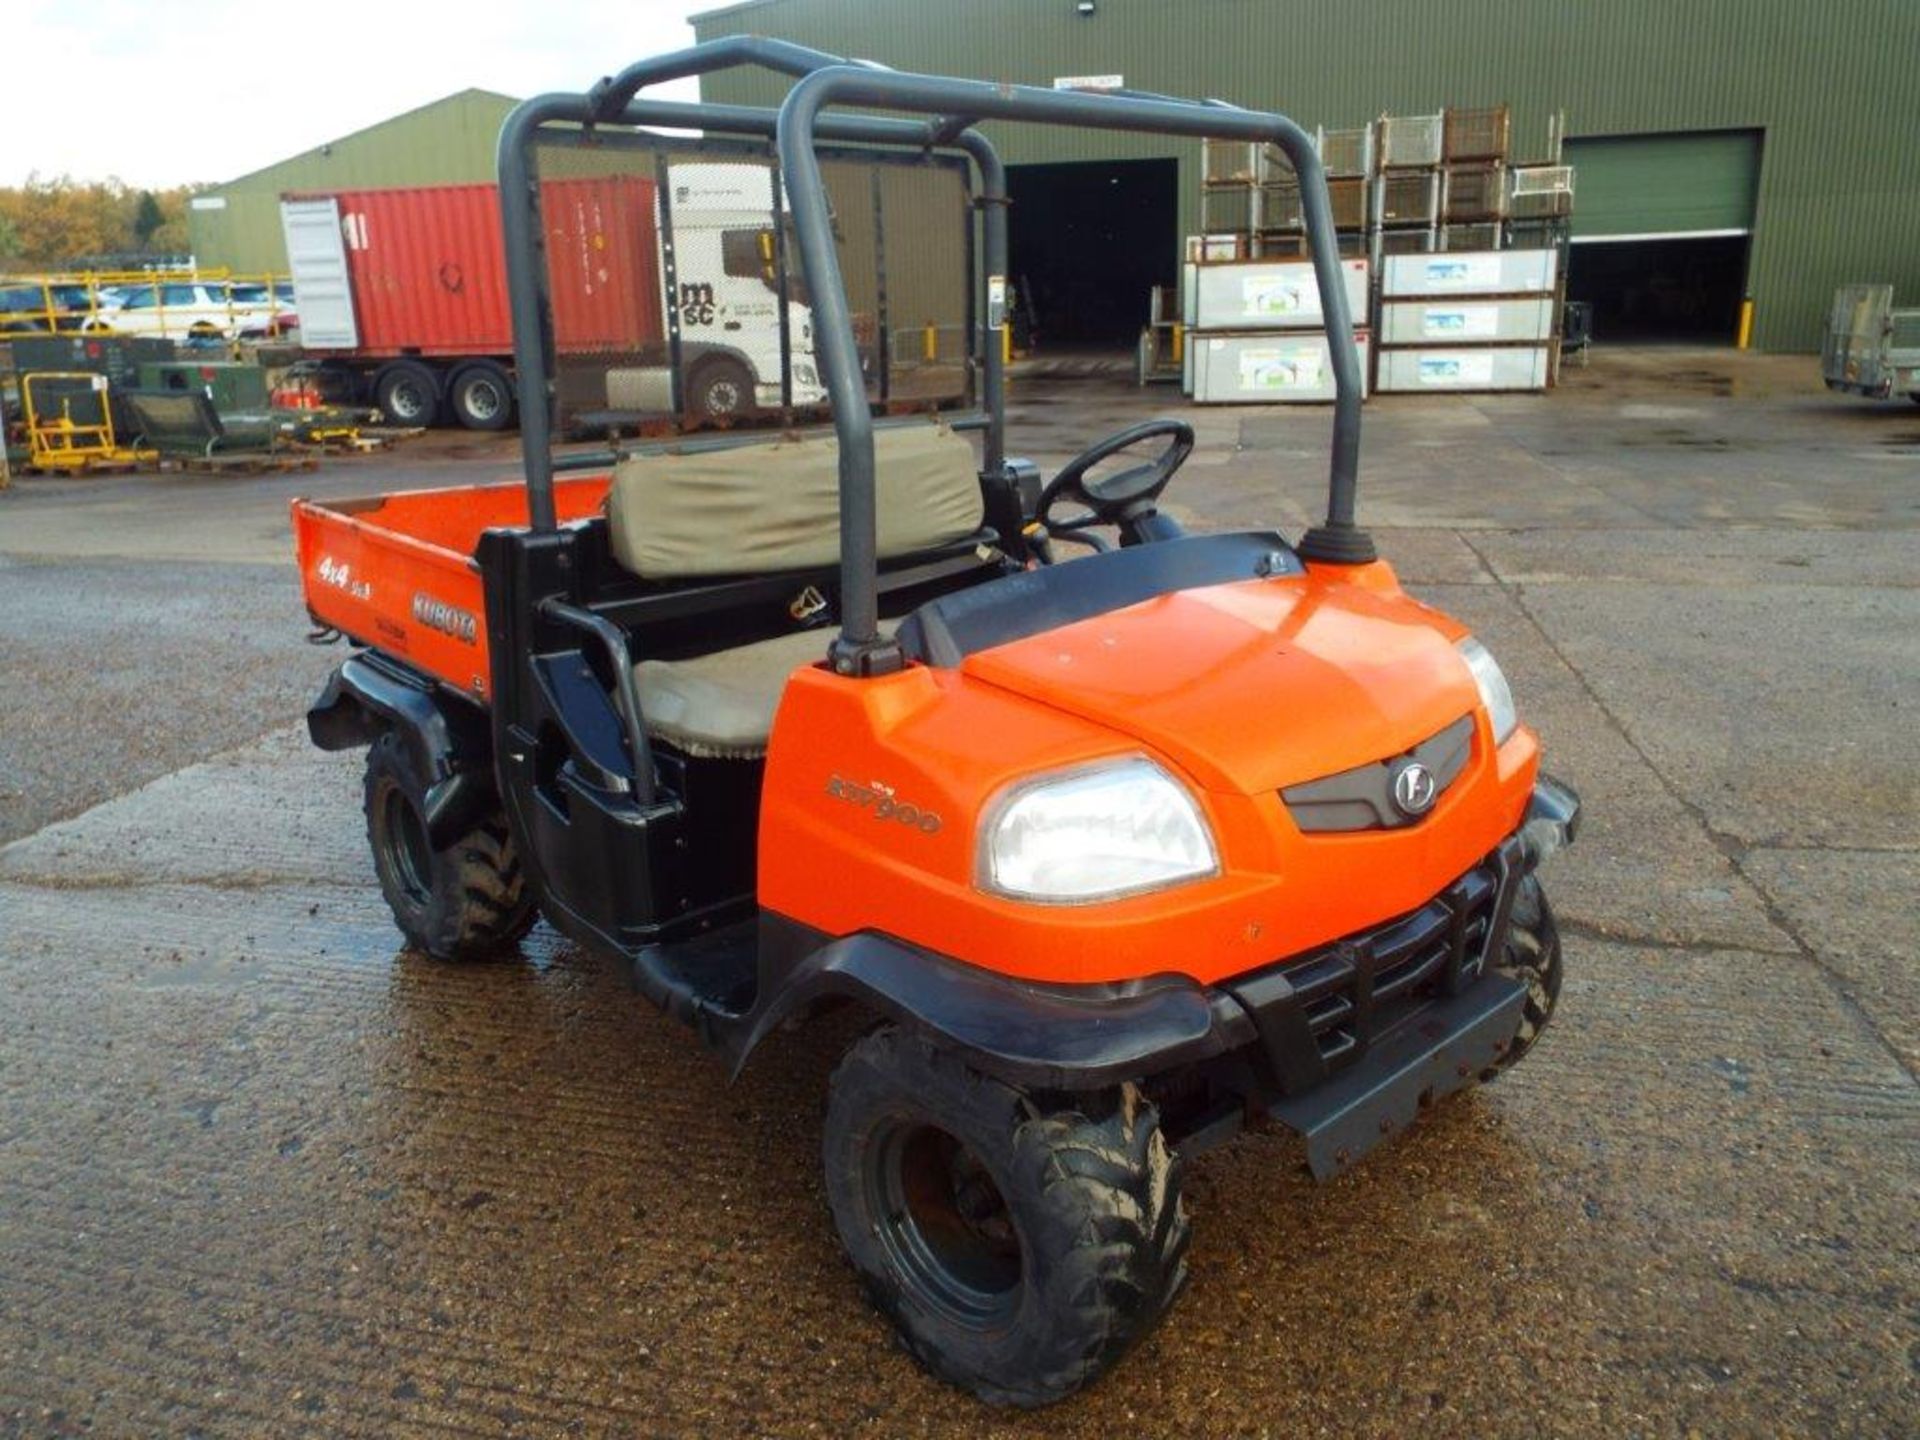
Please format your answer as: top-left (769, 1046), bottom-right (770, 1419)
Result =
top-left (636, 628), bottom-right (832, 759)
top-left (616, 423), bottom-right (981, 757)
top-left (607, 423), bottom-right (983, 579)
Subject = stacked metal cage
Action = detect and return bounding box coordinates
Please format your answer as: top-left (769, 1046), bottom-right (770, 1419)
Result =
top-left (1185, 103), bottom-right (1576, 396)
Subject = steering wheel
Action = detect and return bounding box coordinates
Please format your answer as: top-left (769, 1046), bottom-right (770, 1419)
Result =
top-left (1036, 418), bottom-right (1195, 546)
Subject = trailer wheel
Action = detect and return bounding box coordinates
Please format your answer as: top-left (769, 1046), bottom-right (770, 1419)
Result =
top-left (1482, 873), bottom-right (1562, 1078)
top-left (823, 1027), bottom-right (1189, 1408)
top-left (363, 731), bottom-right (536, 961)
top-left (449, 362), bottom-right (515, 431)
top-left (686, 356), bottom-right (754, 421)
top-left (375, 362), bottom-right (440, 426)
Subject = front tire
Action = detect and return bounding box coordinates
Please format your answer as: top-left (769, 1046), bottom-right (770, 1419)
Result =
top-left (823, 1027), bottom-right (1189, 1408)
top-left (363, 731), bottom-right (535, 960)
top-left (1484, 872), bottom-right (1562, 1076)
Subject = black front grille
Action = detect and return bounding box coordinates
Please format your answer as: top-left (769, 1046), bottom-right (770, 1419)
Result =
top-left (1222, 839), bottom-right (1521, 1094)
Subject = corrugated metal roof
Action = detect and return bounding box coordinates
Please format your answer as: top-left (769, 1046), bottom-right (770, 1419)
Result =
top-left (188, 90), bottom-right (521, 273)
top-left (206, 89), bottom-right (520, 192)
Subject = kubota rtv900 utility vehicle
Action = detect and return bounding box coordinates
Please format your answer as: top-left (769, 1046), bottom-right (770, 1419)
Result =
top-left (295, 40), bottom-right (1580, 1407)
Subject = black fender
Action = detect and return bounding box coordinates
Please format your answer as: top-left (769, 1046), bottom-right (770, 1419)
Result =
top-left (308, 651), bottom-right (496, 848)
top-left (726, 914), bottom-right (1244, 1091)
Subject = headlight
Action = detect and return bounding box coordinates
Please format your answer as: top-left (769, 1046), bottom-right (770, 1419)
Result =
top-left (1457, 637), bottom-right (1518, 744)
top-left (791, 361), bottom-right (819, 388)
top-left (979, 758), bottom-right (1218, 904)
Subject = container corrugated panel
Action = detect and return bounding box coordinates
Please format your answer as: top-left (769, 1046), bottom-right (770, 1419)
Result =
top-left (1379, 297), bottom-right (1555, 344)
top-left (1376, 346), bottom-right (1550, 392)
top-left (1191, 330), bottom-right (1370, 403)
top-left (539, 179), bottom-right (664, 354)
top-left (1382, 249), bottom-right (1559, 297)
top-left (1192, 258), bottom-right (1370, 330)
top-left (321, 179), bottom-right (661, 356)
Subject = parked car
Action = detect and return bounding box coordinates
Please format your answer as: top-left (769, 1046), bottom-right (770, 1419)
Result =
top-left (0, 280), bottom-right (103, 335)
top-left (106, 281), bottom-right (297, 340)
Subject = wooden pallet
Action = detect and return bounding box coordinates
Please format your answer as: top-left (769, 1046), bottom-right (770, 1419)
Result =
top-left (155, 452), bottom-right (319, 475)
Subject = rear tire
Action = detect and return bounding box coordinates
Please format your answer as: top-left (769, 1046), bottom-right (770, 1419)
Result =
top-left (375, 361), bottom-right (440, 427)
top-left (1483, 872), bottom-right (1561, 1078)
top-left (449, 361), bottom-right (515, 431)
top-left (823, 1027), bottom-right (1189, 1408)
top-left (686, 356), bottom-right (754, 421)
top-left (363, 731), bottom-right (535, 960)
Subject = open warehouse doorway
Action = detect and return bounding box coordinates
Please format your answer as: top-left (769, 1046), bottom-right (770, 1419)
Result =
top-left (1564, 130), bottom-right (1762, 343)
top-left (1006, 158), bottom-right (1178, 349)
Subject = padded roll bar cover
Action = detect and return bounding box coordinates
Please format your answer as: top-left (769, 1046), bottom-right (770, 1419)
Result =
top-left (606, 423), bottom-right (984, 579)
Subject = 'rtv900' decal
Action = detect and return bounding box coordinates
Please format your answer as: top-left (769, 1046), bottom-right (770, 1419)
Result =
top-left (826, 775), bottom-right (943, 834)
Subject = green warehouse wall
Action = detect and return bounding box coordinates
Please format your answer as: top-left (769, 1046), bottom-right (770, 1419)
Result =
top-left (691, 0), bottom-right (1920, 351)
top-left (188, 90), bottom-right (518, 273)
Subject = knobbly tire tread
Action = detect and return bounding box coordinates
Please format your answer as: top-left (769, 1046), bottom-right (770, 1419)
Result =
top-left (1483, 872), bottom-right (1561, 1079)
top-left (363, 731), bottom-right (537, 961)
top-left (823, 1027), bottom-right (1189, 1408)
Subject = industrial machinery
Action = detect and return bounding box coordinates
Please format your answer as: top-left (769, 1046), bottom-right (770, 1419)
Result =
top-left (19, 372), bottom-right (155, 473)
top-left (293, 39), bottom-right (1578, 1406)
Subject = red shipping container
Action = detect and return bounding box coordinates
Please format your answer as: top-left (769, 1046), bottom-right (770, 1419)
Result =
top-left (298, 178), bottom-right (663, 358)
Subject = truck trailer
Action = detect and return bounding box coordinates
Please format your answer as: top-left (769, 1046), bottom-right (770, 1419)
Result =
top-left (280, 166), bottom-right (827, 431)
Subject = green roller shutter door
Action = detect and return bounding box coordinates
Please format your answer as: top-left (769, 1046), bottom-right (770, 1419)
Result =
top-left (1567, 130), bottom-right (1762, 239)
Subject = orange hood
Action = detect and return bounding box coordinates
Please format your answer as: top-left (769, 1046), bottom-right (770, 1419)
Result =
top-left (959, 571), bottom-right (1480, 796)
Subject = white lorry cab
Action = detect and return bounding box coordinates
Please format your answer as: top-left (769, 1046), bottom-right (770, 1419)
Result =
top-left (659, 163), bottom-right (830, 416)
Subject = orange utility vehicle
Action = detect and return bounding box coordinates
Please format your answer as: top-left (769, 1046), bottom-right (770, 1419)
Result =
top-left (295, 41), bottom-right (1579, 1407)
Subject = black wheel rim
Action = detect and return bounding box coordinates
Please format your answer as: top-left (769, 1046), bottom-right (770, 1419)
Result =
top-left (380, 784), bottom-right (433, 910)
top-left (869, 1119), bottom-right (1023, 1329)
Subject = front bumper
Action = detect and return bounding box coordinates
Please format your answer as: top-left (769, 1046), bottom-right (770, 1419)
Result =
top-left (749, 778), bottom-right (1580, 1174)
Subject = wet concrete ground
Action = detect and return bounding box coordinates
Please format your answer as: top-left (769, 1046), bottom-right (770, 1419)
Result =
top-left (1, 349), bottom-right (1916, 1436)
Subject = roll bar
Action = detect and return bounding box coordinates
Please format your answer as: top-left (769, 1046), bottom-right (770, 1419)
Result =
top-left (497, 39), bottom-right (1370, 681)
top-left (498, 38), bottom-right (1006, 533)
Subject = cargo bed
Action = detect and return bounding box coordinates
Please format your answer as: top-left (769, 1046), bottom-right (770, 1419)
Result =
top-left (292, 475), bottom-right (612, 698)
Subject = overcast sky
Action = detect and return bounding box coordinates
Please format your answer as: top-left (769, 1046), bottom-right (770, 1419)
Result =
top-left (2, 0), bottom-right (710, 188)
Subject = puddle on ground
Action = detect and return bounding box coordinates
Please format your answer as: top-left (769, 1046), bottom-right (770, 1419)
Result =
top-left (1660, 368), bottom-right (1737, 397)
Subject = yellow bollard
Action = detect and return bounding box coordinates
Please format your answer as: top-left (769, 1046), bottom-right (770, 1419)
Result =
top-left (1171, 323), bottom-right (1184, 366)
top-left (1736, 298), bottom-right (1754, 350)
top-left (923, 322), bottom-right (937, 362)
top-left (1001, 324), bottom-right (1012, 365)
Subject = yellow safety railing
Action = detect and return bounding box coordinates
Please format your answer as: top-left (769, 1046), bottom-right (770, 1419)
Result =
top-left (1, 267), bottom-right (294, 340)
